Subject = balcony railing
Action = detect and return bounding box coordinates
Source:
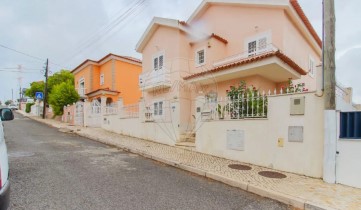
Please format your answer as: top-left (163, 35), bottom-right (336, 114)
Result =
top-left (213, 44), bottom-right (278, 67)
top-left (139, 68), bottom-right (171, 91)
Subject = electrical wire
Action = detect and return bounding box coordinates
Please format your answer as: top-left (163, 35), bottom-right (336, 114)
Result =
top-left (59, 0), bottom-right (147, 66)
top-left (0, 43), bottom-right (66, 69)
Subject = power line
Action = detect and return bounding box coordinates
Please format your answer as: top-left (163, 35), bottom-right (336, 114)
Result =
top-left (0, 43), bottom-right (67, 69)
top-left (0, 43), bottom-right (45, 61)
top-left (59, 0), bottom-right (147, 65)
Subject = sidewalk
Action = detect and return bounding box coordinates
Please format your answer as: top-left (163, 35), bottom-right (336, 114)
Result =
top-left (18, 111), bottom-right (361, 210)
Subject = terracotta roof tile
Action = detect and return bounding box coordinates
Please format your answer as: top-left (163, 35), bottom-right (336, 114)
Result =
top-left (183, 50), bottom-right (307, 80)
top-left (209, 33), bottom-right (228, 44)
top-left (71, 53), bottom-right (141, 73)
top-left (85, 88), bottom-right (120, 96)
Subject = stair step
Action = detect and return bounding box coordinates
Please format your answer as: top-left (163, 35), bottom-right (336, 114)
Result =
top-left (175, 142), bottom-right (195, 147)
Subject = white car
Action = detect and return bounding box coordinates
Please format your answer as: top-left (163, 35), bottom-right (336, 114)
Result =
top-left (7, 104), bottom-right (17, 110)
top-left (0, 108), bottom-right (13, 210)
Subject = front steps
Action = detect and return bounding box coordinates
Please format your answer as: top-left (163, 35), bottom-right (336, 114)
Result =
top-left (175, 132), bottom-right (196, 151)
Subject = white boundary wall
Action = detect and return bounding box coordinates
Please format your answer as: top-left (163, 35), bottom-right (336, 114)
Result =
top-left (196, 92), bottom-right (324, 178)
top-left (101, 117), bottom-right (178, 146)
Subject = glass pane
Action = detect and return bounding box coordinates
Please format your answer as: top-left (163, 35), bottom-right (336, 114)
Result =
top-left (248, 41), bottom-right (257, 55)
top-left (159, 101), bottom-right (163, 115)
top-left (198, 50), bottom-right (204, 64)
top-left (258, 38), bottom-right (267, 50)
top-left (154, 57), bottom-right (159, 70)
top-left (154, 103), bottom-right (158, 115)
top-left (159, 55), bottom-right (164, 69)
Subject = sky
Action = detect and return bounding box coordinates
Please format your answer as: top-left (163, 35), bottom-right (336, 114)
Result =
top-left (0, 0), bottom-right (360, 103)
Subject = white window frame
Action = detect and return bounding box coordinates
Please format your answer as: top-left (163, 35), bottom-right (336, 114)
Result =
top-left (152, 51), bottom-right (165, 71)
top-left (308, 56), bottom-right (315, 78)
top-left (195, 47), bottom-right (206, 67)
top-left (245, 31), bottom-right (272, 57)
top-left (153, 99), bottom-right (165, 118)
top-left (79, 77), bottom-right (85, 89)
top-left (100, 73), bottom-right (104, 85)
top-left (78, 77), bottom-right (85, 96)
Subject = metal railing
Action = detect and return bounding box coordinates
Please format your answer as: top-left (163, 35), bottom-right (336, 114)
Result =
top-left (213, 44), bottom-right (278, 67)
top-left (204, 92), bottom-right (268, 120)
top-left (139, 68), bottom-right (171, 90)
top-left (105, 104), bottom-right (118, 115)
top-left (119, 104), bottom-right (139, 118)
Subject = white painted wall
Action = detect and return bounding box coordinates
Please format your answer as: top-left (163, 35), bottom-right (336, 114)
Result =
top-left (196, 92), bottom-right (324, 178)
top-left (101, 116), bottom-right (177, 146)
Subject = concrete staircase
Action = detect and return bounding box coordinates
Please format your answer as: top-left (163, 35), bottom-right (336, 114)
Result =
top-left (175, 132), bottom-right (196, 151)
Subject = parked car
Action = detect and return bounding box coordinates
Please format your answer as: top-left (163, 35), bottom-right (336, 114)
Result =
top-left (0, 108), bottom-right (13, 210)
top-left (7, 104), bottom-right (17, 111)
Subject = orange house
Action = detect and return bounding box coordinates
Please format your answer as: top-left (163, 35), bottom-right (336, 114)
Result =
top-left (71, 53), bottom-right (142, 105)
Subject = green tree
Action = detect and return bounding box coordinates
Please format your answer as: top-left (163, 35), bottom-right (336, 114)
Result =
top-left (47, 70), bottom-right (74, 93)
top-left (25, 81), bottom-right (44, 99)
top-left (4, 100), bottom-right (12, 106)
top-left (48, 81), bottom-right (79, 115)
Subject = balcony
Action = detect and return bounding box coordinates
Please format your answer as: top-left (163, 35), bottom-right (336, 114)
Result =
top-left (185, 44), bottom-right (306, 84)
top-left (213, 44), bottom-right (278, 67)
top-left (139, 68), bottom-right (171, 91)
top-left (76, 88), bottom-right (86, 97)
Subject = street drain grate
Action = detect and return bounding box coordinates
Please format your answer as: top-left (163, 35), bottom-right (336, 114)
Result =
top-left (258, 171), bottom-right (287, 179)
top-left (228, 164), bottom-right (252, 170)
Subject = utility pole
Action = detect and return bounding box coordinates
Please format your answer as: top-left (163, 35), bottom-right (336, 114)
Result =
top-left (43, 59), bottom-right (49, 119)
top-left (323, 0), bottom-right (336, 110)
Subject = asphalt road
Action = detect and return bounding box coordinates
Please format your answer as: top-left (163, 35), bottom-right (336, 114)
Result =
top-left (4, 113), bottom-right (290, 210)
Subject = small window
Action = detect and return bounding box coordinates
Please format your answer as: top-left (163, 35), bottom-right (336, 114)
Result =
top-left (309, 57), bottom-right (315, 77)
top-left (153, 54), bottom-right (164, 71)
top-left (340, 112), bottom-right (361, 139)
top-left (196, 49), bottom-right (205, 66)
top-left (100, 74), bottom-right (104, 85)
top-left (153, 101), bottom-right (163, 116)
top-left (247, 36), bottom-right (268, 57)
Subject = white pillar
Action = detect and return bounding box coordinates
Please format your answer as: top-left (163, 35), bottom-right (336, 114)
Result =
top-left (83, 101), bottom-right (90, 127)
top-left (195, 95), bottom-right (206, 132)
top-left (118, 98), bottom-right (124, 117)
top-left (323, 110), bottom-right (337, 183)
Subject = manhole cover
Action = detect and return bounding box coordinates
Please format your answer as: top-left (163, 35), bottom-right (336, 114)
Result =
top-left (258, 171), bottom-right (287, 179)
top-left (228, 164), bottom-right (252, 170)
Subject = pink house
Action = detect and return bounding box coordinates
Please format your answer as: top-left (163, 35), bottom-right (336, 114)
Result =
top-left (136, 0), bottom-right (321, 141)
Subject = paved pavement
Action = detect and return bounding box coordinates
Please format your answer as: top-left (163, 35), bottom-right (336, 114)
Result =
top-left (17, 111), bottom-right (361, 210)
top-left (5, 113), bottom-right (290, 210)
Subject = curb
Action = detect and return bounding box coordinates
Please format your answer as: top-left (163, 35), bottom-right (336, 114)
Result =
top-left (20, 112), bottom-right (335, 210)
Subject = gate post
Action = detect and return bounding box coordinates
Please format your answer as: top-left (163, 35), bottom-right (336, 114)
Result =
top-left (83, 100), bottom-right (90, 127)
top-left (323, 110), bottom-right (337, 183)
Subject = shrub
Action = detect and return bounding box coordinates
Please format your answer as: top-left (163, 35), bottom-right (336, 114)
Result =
top-left (25, 103), bottom-right (35, 113)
